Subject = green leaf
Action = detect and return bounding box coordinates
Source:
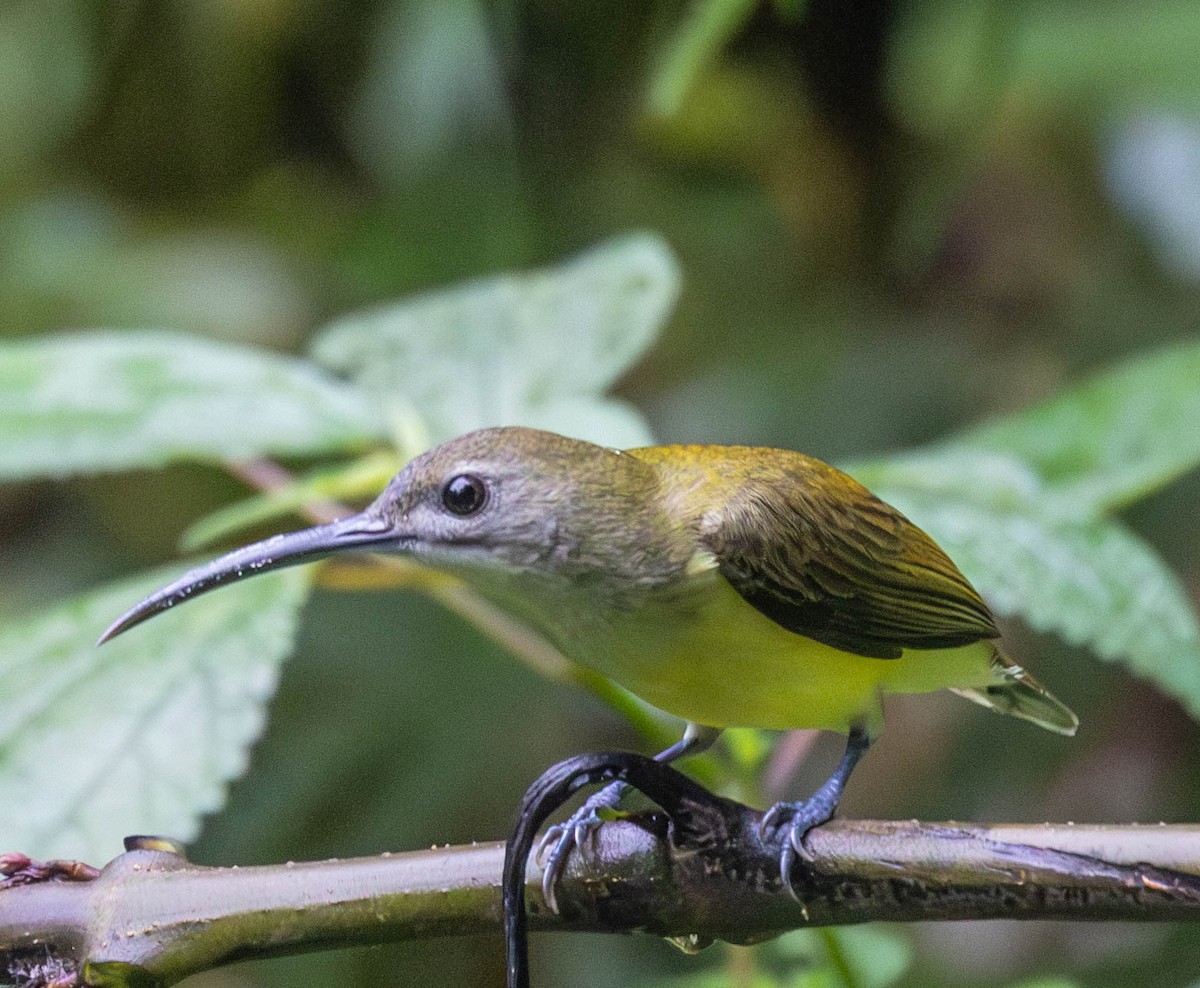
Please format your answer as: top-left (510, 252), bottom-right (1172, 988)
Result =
top-left (848, 342), bottom-right (1200, 720)
top-left (892, 1), bottom-right (1200, 137)
top-left (1006, 979), bottom-right (1082, 988)
top-left (0, 331), bottom-right (383, 480)
top-left (653, 971), bottom-right (782, 988)
top-left (0, 565), bottom-right (311, 861)
top-left (646, 0), bottom-right (759, 119)
top-left (849, 448), bottom-right (1047, 515)
top-left (953, 339), bottom-right (1200, 515)
top-left (0, 3), bottom-right (92, 178)
top-left (774, 928), bottom-right (911, 988)
top-left (822, 927), bottom-right (911, 988)
top-left (349, 0), bottom-right (509, 179)
top-left (653, 927), bottom-right (910, 988)
top-left (180, 450), bottom-right (401, 551)
top-left (866, 470), bottom-right (1200, 721)
top-left (310, 233), bottom-right (676, 450)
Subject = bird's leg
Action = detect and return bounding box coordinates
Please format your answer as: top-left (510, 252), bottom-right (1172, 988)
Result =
top-left (760, 726), bottom-right (873, 897)
top-left (537, 722), bottom-right (722, 913)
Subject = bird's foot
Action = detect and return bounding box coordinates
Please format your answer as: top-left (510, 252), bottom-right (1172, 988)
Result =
top-left (535, 780), bottom-right (628, 914)
top-left (759, 792), bottom-right (840, 899)
top-left (760, 726), bottom-right (872, 897)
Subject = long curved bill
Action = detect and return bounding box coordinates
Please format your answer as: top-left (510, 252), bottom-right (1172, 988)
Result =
top-left (98, 511), bottom-right (403, 644)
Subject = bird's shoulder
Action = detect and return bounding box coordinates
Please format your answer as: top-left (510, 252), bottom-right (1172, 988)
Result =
top-left (626, 443), bottom-right (998, 659)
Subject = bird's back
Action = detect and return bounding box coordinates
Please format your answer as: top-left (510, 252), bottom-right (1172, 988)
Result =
top-left (620, 443), bottom-right (1075, 735)
top-left (626, 443), bottom-right (998, 656)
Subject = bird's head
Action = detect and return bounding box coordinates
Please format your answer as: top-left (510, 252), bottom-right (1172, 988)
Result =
top-left (99, 427), bottom-right (664, 643)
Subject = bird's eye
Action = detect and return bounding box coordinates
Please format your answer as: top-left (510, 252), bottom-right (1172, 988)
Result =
top-left (442, 474), bottom-right (488, 516)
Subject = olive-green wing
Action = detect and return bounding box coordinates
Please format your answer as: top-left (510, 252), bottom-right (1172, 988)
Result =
top-left (703, 457), bottom-right (998, 659)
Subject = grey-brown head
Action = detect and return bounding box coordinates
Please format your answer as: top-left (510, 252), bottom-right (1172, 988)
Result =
top-left (99, 427), bottom-right (662, 643)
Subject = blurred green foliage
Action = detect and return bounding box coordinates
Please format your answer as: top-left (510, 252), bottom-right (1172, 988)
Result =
top-left (0, 564), bottom-right (310, 859)
top-left (2, 2), bottom-right (1200, 987)
top-left (0, 234), bottom-right (676, 865)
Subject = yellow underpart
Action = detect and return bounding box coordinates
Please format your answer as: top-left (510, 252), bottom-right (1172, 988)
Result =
top-left (565, 571), bottom-right (998, 733)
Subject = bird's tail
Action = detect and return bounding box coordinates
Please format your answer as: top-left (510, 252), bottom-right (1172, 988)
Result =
top-left (951, 644), bottom-right (1078, 736)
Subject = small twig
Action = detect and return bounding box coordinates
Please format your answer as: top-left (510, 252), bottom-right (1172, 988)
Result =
top-left (224, 458), bottom-right (347, 526)
top-left (0, 853), bottom-right (99, 890)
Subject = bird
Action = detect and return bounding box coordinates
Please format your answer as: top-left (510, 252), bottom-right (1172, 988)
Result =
top-left (100, 425), bottom-right (1076, 904)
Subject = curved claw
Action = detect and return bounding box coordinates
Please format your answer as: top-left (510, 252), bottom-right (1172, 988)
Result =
top-left (533, 822), bottom-right (566, 869)
top-left (763, 726), bottom-right (874, 897)
top-left (785, 810), bottom-right (822, 865)
top-left (758, 800), bottom-right (787, 838)
top-left (529, 726), bottom-right (724, 920)
top-left (536, 811), bottom-right (595, 914)
top-left (778, 839), bottom-right (799, 900)
top-left (762, 800), bottom-right (824, 899)
top-left (535, 782), bottom-right (626, 914)
top-left (538, 828), bottom-right (568, 915)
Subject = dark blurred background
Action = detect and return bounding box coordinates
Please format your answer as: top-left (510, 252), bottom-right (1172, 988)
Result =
top-left (3, 1), bottom-right (1200, 985)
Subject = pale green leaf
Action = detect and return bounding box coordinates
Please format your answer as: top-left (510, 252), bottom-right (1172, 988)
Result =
top-left (869, 476), bottom-right (1200, 720)
top-left (646, 0), bottom-right (758, 119)
top-left (1106, 113), bottom-right (1200, 281)
top-left (180, 450), bottom-right (401, 551)
top-left (0, 565), bottom-right (311, 860)
top-left (0, 3), bottom-right (92, 178)
top-left (349, 0), bottom-right (509, 179)
top-left (1006, 979), bottom-right (1082, 988)
top-left (0, 331), bottom-right (383, 480)
top-left (850, 343), bottom-right (1200, 721)
top-left (849, 448), bottom-right (1047, 514)
top-left (826, 927), bottom-right (912, 988)
top-left (892, 1), bottom-right (1200, 137)
top-left (953, 339), bottom-right (1200, 514)
top-left (655, 927), bottom-right (910, 988)
top-left (310, 233), bottom-right (676, 450)
top-left (516, 397), bottom-right (654, 453)
top-left (775, 928), bottom-right (911, 988)
top-left (1010, 1), bottom-right (1200, 108)
top-left (652, 971), bottom-right (781, 988)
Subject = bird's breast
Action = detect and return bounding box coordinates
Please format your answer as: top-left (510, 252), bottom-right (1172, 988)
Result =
top-left (540, 569), bottom-right (996, 733)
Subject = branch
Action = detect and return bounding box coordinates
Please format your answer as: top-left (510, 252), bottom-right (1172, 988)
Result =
top-left (4, 800), bottom-right (1199, 987)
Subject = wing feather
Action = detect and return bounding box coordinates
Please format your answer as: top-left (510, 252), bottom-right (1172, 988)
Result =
top-left (702, 454), bottom-right (998, 659)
